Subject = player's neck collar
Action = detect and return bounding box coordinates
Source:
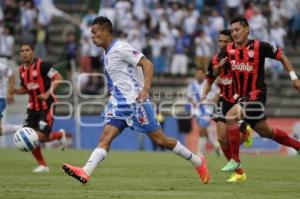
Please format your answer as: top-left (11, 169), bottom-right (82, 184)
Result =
top-left (235, 39), bottom-right (251, 49)
top-left (24, 58), bottom-right (37, 67)
top-left (105, 39), bottom-right (118, 54)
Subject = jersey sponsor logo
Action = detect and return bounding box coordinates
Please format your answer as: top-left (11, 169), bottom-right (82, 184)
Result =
top-left (248, 50), bottom-right (254, 58)
top-left (229, 49), bottom-right (235, 55)
top-left (220, 77), bottom-right (232, 85)
top-left (27, 103), bottom-right (33, 109)
top-left (272, 46), bottom-right (278, 53)
top-left (32, 70), bottom-right (38, 77)
top-left (132, 50), bottom-right (139, 57)
top-left (230, 60), bottom-right (253, 72)
top-left (135, 106), bottom-right (149, 125)
top-left (26, 82), bottom-right (40, 90)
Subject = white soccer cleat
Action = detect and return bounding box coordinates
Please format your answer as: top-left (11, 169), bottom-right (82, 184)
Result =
top-left (32, 165), bottom-right (50, 173)
top-left (59, 129), bottom-right (67, 151)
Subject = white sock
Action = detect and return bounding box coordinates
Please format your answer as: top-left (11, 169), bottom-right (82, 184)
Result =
top-left (198, 137), bottom-right (207, 155)
top-left (83, 148), bottom-right (107, 175)
top-left (172, 141), bottom-right (202, 167)
top-left (206, 125), bottom-right (220, 149)
top-left (2, 124), bottom-right (22, 135)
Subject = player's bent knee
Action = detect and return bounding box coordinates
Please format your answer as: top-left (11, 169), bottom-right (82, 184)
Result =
top-left (226, 109), bottom-right (240, 126)
top-left (226, 118), bottom-right (236, 126)
top-left (153, 138), bottom-right (165, 148)
top-left (257, 131), bottom-right (272, 138)
top-left (254, 122), bottom-right (273, 139)
top-left (153, 138), bottom-right (168, 149)
top-left (155, 137), bottom-right (177, 150)
top-left (255, 126), bottom-right (272, 138)
top-left (37, 132), bottom-right (48, 142)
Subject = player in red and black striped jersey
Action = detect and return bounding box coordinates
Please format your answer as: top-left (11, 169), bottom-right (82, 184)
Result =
top-left (205, 30), bottom-right (252, 182)
top-left (13, 43), bottom-right (67, 172)
top-left (206, 32), bottom-right (235, 104)
top-left (215, 17), bottom-right (300, 172)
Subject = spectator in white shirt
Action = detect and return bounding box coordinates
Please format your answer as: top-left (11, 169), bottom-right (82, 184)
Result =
top-left (208, 10), bottom-right (225, 47)
top-left (98, 1), bottom-right (116, 26)
top-left (269, 0), bottom-right (286, 25)
top-left (20, 1), bottom-right (37, 44)
top-left (183, 4), bottom-right (199, 36)
top-left (209, 10), bottom-right (225, 33)
top-left (81, 8), bottom-right (97, 29)
top-left (127, 28), bottom-right (146, 52)
top-left (170, 28), bottom-right (190, 75)
top-left (270, 21), bottom-right (287, 49)
top-left (149, 2), bottom-right (165, 30)
top-left (0, 27), bottom-right (14, 59)
top-left (225, 0), bottom-right (242, 17)
top-left (249, 7), bottom-right (269, 42)
top-left (167, 2), bottom-right (184, 27)
top-left (133, 0), bottom-right (146, 21)
top-left (194, 30), bottom-right (214, 69)
top-left (115, 0), bottom-right (132, 30)
top-left (268, 21), bottom-right (287, 90)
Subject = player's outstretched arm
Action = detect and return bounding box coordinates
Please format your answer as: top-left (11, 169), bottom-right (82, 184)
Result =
top-left (50, 72), bottom-right (63, 94)
top-left (280, 54), bottom-right (300, 92)
top-left (38, 72), bottom-right (63, 100)
top-left (13, 86), bottom-right (28, 95)
top-left (136, 57), bottom-right (153, 102)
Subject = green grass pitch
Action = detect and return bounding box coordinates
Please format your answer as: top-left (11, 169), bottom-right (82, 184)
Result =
top-left (1, 148), bottom-right (300, 199)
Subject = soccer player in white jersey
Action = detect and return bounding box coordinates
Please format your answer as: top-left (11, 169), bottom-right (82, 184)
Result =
top-left (62, 16), bottom-right (210, 184)
top-left (0, 62), bottom-right (19, 136)
top-left (187, 67), bottom-right (221, 155)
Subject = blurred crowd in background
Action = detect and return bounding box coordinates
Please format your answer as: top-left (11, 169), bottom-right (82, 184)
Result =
top-left (0, 0), bottom-right (299, 88)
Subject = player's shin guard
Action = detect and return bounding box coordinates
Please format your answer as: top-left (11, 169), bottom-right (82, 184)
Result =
top-left (32, 146), bottom-right (47, 166)
top-left (227, 124), bottom-right (240, 162)
top-left (82, 148), bottom-right (107, 175)
top-left (272, 128), bottom-right (300, 150)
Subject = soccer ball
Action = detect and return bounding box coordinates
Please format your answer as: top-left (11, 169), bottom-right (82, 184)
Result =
top-left (13, 127), bottom-right (39, 152)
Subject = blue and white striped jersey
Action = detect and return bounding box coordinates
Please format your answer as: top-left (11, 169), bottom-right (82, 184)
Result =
top-left (103, 40), bottom-right (144, 106)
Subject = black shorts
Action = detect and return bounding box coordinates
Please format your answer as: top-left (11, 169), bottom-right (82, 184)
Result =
top-left (23, 109), bottom-right (54, 135)
top-left (213, 97), bottom-right (235, 123)
top-left (238, 90), bottom-right (267, 128)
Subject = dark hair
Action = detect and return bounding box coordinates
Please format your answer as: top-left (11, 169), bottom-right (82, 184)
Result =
top-left (20, 42), bottom-right (34, 50)
top-left (92, 16), bottom-right (113, 34)
top-left (230, 16), bottom-right (249, 27)
top-left (219, 29), bottom-right (231, 37)
top-left (196, 67), bottom-right (206, 73)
